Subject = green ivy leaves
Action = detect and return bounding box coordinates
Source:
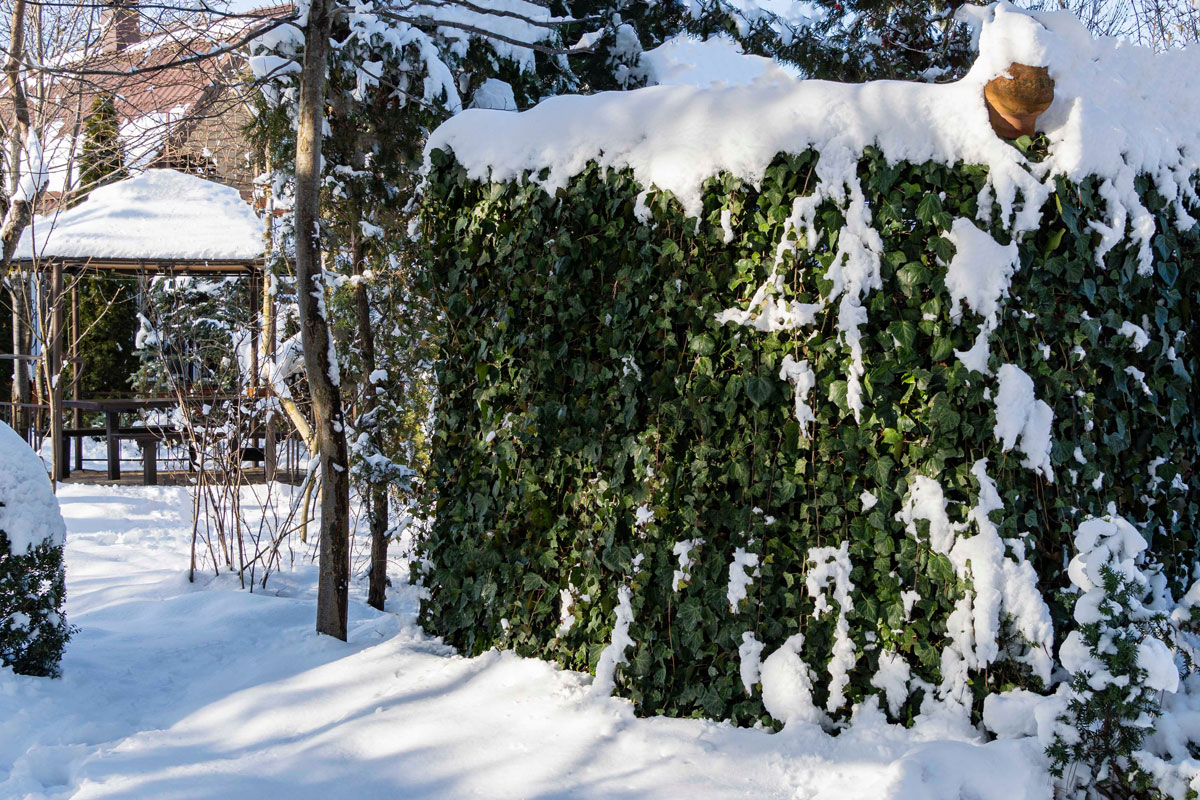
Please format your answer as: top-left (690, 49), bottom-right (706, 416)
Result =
top-left (416, 144), bottom-right (1200, 729)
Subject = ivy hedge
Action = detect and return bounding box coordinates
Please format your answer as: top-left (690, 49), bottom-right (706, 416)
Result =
top-left (416, 140), bottom-right (1198, 726)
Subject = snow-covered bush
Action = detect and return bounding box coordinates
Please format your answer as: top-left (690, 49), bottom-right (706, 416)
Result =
top-left (0, 421), bottom-right (70, 677)
top-left (1047, 516), bottom-right (1178, 794)
top-left (416, 6), bottom-right (1199, 793)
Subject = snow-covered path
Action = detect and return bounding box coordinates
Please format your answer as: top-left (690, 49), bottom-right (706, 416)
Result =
top-left (1, 485), bottom-right (1051, 799)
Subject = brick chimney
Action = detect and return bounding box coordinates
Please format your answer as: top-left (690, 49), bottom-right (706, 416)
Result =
top-left (101, 0), bottom-right (140, 54)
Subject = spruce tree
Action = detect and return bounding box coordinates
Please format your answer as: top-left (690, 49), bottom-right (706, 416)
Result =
top-left (74, 93), bottom-right (139, 398)
top-left (77, 94), bottom-right (126, 194)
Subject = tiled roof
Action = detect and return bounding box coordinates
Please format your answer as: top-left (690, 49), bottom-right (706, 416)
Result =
top-left (1, 4), bottom-right (295, 197)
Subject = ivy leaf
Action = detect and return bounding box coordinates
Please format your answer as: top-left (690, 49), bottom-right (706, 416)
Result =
top-left (745, 375), bottom-right (774, 407)
top-left (916, 193), bottom-right (942, 225)
top-left (889, 320), bottom-right (917, 352)
top-left (829, 380), bottom-right (849, 412)
top-left (1044, 227), bottom-right (1066, 256)
top-left (1158, 260), bottom-right (1179, 287)
top-left (929, 337), bottom-right (954, 363)
top-left (690, 333), bottom-right (717, 356)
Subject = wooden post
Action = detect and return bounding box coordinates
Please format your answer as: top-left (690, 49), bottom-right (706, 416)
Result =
top-left (142, 436), bottom-right (157, 486)
top-left (11, 283), bottom-right (31, 442)
top-left (70, 283), bottom-right (82, 471)
top-left (262, 266), bottom-right (277, 482)
top-left (105, 410), bottom-right (120, 480)
top-left (50, 262), bottom-right (67, 482)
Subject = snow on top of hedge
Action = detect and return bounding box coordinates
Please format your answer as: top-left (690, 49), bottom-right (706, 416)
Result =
top-left (429, 2), bottom-right (1199, 429)
top-left (15, 169), bottom-right (263, 263)
top-left (0, 421), bottom-right (66, 554)
top-left (428, 3), bottom-right (1199, 254)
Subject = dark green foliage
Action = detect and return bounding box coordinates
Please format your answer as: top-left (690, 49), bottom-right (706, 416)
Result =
top-left (78, 93), bottom-right (126, 195)
top-left (75, 93), bottom-right (138, 397)
top-left (555, 0), bottom-right (977, 90)
top-left (416, 143), bottom-right (1200, 727)
top-left (0, 524), bottom-right (69, 678)
top-left (75, 276), bottom-right (139, 397)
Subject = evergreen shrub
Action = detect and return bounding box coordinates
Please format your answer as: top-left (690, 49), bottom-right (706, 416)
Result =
top-left (0, 422), bottom-right (70, 677)
top-left (416, 141), bottom-right (1199, 728)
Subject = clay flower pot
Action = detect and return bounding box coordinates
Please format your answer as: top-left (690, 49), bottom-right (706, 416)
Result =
top-left (984, 63), bottom-right (1055, 139)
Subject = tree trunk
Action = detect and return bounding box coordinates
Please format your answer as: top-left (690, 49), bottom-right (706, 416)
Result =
top-left (350, 230), bottom-right (388, 611)
top-left (1, 0), bottom-right (35, 279)
top-left (295, 0), bottom-right (351, 641)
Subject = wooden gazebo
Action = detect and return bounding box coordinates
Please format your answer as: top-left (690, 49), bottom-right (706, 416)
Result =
top-left (11, 169), bottom-right (280, 484)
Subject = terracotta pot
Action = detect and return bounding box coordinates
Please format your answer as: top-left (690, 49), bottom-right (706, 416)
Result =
top-left (984, 63), bottom-right (1055, 139)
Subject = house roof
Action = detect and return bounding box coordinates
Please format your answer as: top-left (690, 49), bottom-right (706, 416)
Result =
top-left (14, 169), bottom-right (264, 269)
top-left (2, 4), bottom-right (294, 199)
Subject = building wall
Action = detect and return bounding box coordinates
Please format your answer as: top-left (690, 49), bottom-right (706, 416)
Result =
top-left (156, 88), bottom-right (260, 201)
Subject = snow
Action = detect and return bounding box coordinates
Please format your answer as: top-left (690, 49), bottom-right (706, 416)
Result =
top-left (592, 584), bottom-right (635, 697)
top-left (944, 218), bottom-right (1019, 326)
top-left (897, 475), bottom-right (957, 554)
top-left (738, 631), bottom-right (765, 695)
top-left (429, 6), bottom-right (1200, 421)
top-left (1140, 637), bottom-right (1181, 694)
top-left (641, 33), bottom-right (801, 89)
top-left (556, 587), bottom-right (576, 637)
top-left (470, 78), bottom-right (517, 112)
top-left (778, 354), bottom-right (817, 435)
top-left (759, 634), bottom-right (825, 728)
top-left (984, 689), bottom-right (1043, 739)
top-left (1069, 515), bottom-right (1149, 594)
top-left (430, 7), bottom-right (1199, 252)
top-left (120, 107), bottom-right (191, 171)
top-left (0, 484), bottom-right (1062, 799)
top-left (943, 217), bottom-right (1020, 373)
top-left (871, 651), bottom-right (912, 718)
top-left (672, 538), bottom-right (703, 591)
top-left (0, 421), bottom-right (66, 554)
top-left (993, 364), bottom-right (1055, 481)
top-left (720, 207), bottom-right (734, 242)
top-left (423, 0), bottom-right (555, 74)
top-left (1126, 365), bottom-right (1153, 396)
top-left (1119, 320), bottom-right (1151, 352)
top-left (14, 169), bottom-right (264, 262)
top-left (726, 546), bottom-right (759, 612)
top-left (956, 460), bottom-right (1054, 683)
top-left (806, 542), bottom-right (857, 712)
top-left (897, 462), bottom-right (1054, 697)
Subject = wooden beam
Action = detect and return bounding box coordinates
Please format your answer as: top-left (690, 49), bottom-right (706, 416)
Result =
top-left (50, 261), bottom-right (67, 482)
top-left (10, 257), bottom-right (269, 277)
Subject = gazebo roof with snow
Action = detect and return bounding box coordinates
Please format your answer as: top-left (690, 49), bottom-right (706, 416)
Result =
top-left (13, 169), bottom-right (265, 275)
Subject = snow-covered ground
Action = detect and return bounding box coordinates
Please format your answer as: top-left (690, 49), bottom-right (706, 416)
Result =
top-left (1, 484), bottom-right (1052, 799)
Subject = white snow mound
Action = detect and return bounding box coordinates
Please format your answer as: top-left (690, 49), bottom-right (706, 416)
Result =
top-left (0, 420), bottom-right (66, 553)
